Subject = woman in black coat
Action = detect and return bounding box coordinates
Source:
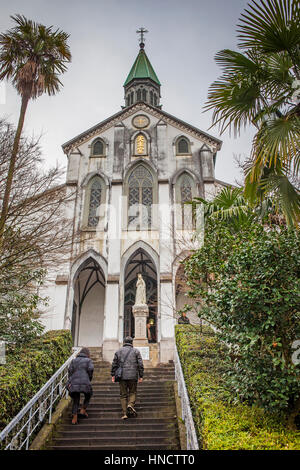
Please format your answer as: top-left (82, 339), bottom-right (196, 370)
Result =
top-left (67, 347), bottom-right (94, 425)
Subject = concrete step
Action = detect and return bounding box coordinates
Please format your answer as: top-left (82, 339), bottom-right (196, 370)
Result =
top-left (92, 387), bottom-right (174, 392)
top-left (91, 376), bottom-right (176, 380)
top-left (61, 417), bottom-right (176, 425)
top-left (88, 397), bottom-right (174, 403)
top-left (63, 411), bottom-right (177, 419)
top-left (52, 443), bottom-right (178, 450)
top-left (59, 423), bottom-right (177, 431)
top-left (52, 436), bottom-right (176, 447)
top-left (55, 429), bottom-right (177, 439)
top-left (91, 393), bottom-right (172, 399)
top-left (82, 400), bottom-right (176, 412)
top-left (92, 383), bottom-right (173, 388)
top-left (93, 369), bottom-right (175, 374)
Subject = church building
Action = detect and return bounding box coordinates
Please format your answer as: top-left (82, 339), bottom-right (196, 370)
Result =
top-left (42, 31), bottom-right (226, 364)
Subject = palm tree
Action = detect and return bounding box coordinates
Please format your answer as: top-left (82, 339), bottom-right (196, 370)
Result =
top-left (0, 15), bottom-right (71, 243)
top-left (192, 186), bottom-right (255, 232)
top-left (205, 0), bottom-right (300, 226)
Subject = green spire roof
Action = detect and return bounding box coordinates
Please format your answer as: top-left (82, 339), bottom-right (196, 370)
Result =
top-left (124, 48), bottom-right (161, 87)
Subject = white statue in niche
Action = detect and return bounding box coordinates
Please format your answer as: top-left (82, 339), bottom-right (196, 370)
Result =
top-left (134, 273), bottom-right (147, 305)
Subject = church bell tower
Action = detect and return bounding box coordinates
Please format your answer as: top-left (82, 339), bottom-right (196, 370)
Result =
top-left (123, 27), bottom-right (161, 108)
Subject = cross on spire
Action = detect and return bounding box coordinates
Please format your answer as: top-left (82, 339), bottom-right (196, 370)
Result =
top-left (136, 27), bottom-right (148, 48)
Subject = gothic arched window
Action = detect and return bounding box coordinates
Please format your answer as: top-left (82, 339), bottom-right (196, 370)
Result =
top-left (92, 139), bottom-right (105, 156)
top-left (154, 94), bottom-right (157, 106)
top-left (176, 137), bottom-right (190, 155)
top-left (137, 89), bottom-right (141, 101)
top-left (150, 91), bottom-right (153, 105)
top-left (85, 176), bottom-right (105, 228)
top-left (176, 173), bottom-right (196, 229)
top-left (142, 89), bottom-right (147, 102)
top-left (128, 165), bottom-right (153, 229)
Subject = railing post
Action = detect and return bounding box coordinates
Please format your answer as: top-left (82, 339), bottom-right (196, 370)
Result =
top-left (49, 383), bottom-right (54, 424)
top-left (25, 408), bottom-right (32, 450)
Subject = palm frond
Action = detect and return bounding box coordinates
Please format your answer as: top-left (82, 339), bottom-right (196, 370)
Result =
top-left (204, 48), bottom-right (294, 135)
top-left (237, 0), bottom-right (300, 61)
top-left (204, 53), bottom-right (263, 134)
top-left (192, 187), bottom-right (253, 228)
top-left (252, 113), bottom-right (300, 173)
top-left (260, 172), bottom-right (300, 226)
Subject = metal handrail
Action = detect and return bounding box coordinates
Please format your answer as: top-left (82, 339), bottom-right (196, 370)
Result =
top-left (174, 343), bottom-right (199, 450)
top-left (0, 347), bottom-right (82, 450)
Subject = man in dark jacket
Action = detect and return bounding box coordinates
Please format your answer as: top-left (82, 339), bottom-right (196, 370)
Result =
top-left (68, 347), bottom-right (94, 425)
top-left (178, 311), bottom-right (190, 324)
top-left (111, 336), bottom-right (144, 420)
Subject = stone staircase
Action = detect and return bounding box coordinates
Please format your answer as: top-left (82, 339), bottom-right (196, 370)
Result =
top-left (47, 347), bottom-right (181, 450)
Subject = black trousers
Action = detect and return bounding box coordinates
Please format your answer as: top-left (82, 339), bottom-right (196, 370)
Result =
top-left (70, 392), bottom-right (91, 415)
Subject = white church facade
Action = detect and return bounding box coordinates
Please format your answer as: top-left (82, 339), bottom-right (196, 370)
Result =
top-left (42, 36), bottom-right (226, 363)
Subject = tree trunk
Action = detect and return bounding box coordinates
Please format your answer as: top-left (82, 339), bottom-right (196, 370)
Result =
top-left (287, 397), bottom-right (300, 430)
top-left (0, 94), bottom-right (29, 246)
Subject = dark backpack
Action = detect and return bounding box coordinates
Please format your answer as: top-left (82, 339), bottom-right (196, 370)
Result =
top-left (114, 348), bottom-right (132, 382)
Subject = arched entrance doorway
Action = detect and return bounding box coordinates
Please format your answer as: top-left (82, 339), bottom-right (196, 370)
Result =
top-left (124, 248), bottom-right (157, 342)
top-left (72, 257), bottom-right (106, 346)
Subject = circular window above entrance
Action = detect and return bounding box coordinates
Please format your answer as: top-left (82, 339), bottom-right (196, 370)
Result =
top-left (132, 114), bottom-right (150, 129)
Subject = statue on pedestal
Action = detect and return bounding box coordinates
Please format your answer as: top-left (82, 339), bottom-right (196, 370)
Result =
top-left (134, 273), bottom-right (146, 306)
top-left (132, 274), bottom-right (148, 345)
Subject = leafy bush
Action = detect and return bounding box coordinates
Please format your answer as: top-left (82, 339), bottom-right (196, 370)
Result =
top-left (184, 220), bottom-right (300, 426)
top-left (0, 265), bottom-right (47, 348)
top-left (176, 325), bottom-right (300, 450)
top-left (0, 329), bottom-right (72, 431)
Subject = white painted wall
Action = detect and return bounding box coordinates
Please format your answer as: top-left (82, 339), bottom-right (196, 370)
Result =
top-left (78, 282), bottom-right (105, 347)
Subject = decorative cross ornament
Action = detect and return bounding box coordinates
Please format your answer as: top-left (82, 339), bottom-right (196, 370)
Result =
top-left (136, 27), bottom-right (148, 47)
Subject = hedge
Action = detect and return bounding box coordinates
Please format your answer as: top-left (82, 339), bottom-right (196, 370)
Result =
top-left (0, 329), bottom-right (72, 432)
top-left (175, 325), bottom-right (300, 450)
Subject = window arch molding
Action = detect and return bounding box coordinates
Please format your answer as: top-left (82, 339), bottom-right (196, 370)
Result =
top-left (90, 137), bottom-right (108, 157)
top-left (81, 170), bottom-right (110, 189)
top-left (170, 168), bottom-right (201, 187)
top-left (82, 174), bottom-right (108, 230)
top-left (130, 130), bottom-right (151, 157)
top-left (174, 135), bottom-right (192, 156)
top-left (123, 161), bottom-right (158, 231)
top-left (173, 170), bottom-right (198, 230)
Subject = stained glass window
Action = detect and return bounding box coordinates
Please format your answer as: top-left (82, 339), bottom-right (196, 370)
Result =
top-left (180, 174), bottom-right (192, 203)
top-left (88, 178), bottom-right (102, 227)
top-left (177, 138), bottom-right (189, 154)
top-left (128, 165), bottom-right (153, 229)
top-left (179, 174), bottom-right (194, 229)
top-left (93, 140), bottom-right (104, 156)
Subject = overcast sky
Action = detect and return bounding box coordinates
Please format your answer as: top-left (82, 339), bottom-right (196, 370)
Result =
top-left (0, 0), bottom-right (256, 185)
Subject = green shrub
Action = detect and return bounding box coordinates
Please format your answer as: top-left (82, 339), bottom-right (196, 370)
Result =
top-left (176, 325), bottom-right (300, 450)
top-left (0, 329), bottom-right (72, 431)
top-left (184, 220), bottom-right (300, 421)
